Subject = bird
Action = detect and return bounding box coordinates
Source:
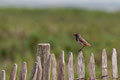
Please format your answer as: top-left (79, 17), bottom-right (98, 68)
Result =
top-left (73, 33), bottom-right (91, 52)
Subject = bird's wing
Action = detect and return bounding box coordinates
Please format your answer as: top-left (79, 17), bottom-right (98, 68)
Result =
top-left (78, 37), bottom-right (91, 46)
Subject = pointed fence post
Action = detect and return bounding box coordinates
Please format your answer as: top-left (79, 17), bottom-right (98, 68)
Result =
top-left (67, 52), bottom-right (74, 80)
top-left (37, 43), bottom-right (50, 80)
top-left (58, 51), bottom-right (65, 80)
top-left (89, 53), bottom-right (96, 80)
top-left (51, 54), bottom-right (57, 80)
top-left (36, 56), bottom-right (42, 80)
top-left (43, 55), bottom-right (52, 80)
top-left (77, 51), bottom-right (85, 80)
top-left (19, 62), bottom-right (27, 80)
top-left (102, 49), bottom-right (107, 80)
top-left (1, 70), bottom-right (5, 80)
top-left (30, 62), bottom-right (38, 80)
top-left (10, 64), bottom-right (17, 80)
top-left (112, 48), bottom-right (118, 80)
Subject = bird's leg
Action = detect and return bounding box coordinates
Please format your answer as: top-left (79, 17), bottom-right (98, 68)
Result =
top-left (78, 46), bottom-right (85, 52)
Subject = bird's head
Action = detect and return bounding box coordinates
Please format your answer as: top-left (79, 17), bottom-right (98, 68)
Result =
top-left (73, 33), bottom-right (79, 37)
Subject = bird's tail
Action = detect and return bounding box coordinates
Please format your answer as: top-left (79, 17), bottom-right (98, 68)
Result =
top-left (86, 43), bottom-right (91, 47)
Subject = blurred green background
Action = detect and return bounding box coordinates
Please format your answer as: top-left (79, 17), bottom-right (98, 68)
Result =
top-left (0, 8), bottom-right (120, 79)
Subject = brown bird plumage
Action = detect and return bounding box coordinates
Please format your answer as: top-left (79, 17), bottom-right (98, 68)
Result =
top-left (74, 33), bottom-right (91, 51)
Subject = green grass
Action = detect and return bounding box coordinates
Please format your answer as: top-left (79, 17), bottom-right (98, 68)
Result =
top-left (0, 8), bottom-right (120, 79)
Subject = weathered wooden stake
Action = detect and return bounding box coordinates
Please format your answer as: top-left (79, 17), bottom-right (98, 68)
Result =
top-left (37, 43), bottom-right (50, 80)
top-left (119, 51), bottom-right (120, 75)
top-left (58, 51), bottom-right (65, 80)
top-left (10, 64), bottom-right (17, 80)
top-left (112, 48), bottom-right (118, 80)
top-left (89, 53), bottom-right (96, 80)
top-left (30, 62), bottom-right (38, 80)
top-left (67, 52), bottom-right (74, 80)
top-left (36, 56), bottom-right (42, 80)
top-left (1, 70), bottom-right (5, 80)
top-left (51, 54), bottom-right (57, 80)
top-left (19, 62), bottom-right (27, 80)
top-left (43, 55), bottom-right (51, 80)
top-left (77, 51), bottom-right (85, 80)
top-left (102, 49), bottom-right (107, 80)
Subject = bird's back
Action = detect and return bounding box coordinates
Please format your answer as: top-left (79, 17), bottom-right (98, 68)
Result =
top-left (77, 34), bottom-right (91, 47)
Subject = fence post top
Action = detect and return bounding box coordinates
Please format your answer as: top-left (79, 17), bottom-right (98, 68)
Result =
top-left (38, 43), bottom-right (50, 46)
top-left (69, 52), bottom-right (72, 54)
top-left (23, 62), bottom-right (27, 64)
top-left (103, 48), bottom-right (106, 51)
top-left (112, 48), bottom-right (117, 54)
top-left (68, 52), bottom-right (73, 59)
top-left (61, 50), bottom-right (64, 53)
top-left (13, 64), bottom-right (17, 66)
top-left (91, 53), bottom-right (94, 56)
top-left (1, 70), bottom-right (5, 72)
top-left (102, 48), bottom-right (106, 53)
top-left (112, 48), bottom-right (116, 51)
top-left (78, 51), bottom-right (83, 54)
top-left (60, 51), bottom-right (64, 57)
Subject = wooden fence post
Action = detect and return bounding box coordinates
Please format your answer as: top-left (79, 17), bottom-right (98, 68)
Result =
top-left (1, 70), bottom-right (5, 80)
top-left (119, 51), bottom-right (120, 74)
top-left (112, 48), bottom-right (118, 80)
top-left (77, 51), bottom-right (85, 80)
top-left (36, 56), bottom-right (42, 80)
top-left (19, 62), bottom-right (27, 80)
top-left (10, 64), bottom-right (17, 80)
top-left (51, 54), bottom-right (57, 80)
top-left (67, 52), bottom-right (74, 80)
top-left (58, 51), bottom-right (65, 80)
top-left (37, 43), bottom-right (50, 80)
top-left (43, 55), bottom-right (52, 80)
top-left (30, 62), bottom-right (38, 80)
top-left (102, 48), bottom-right (107, 80)
top-left (89, 53), bottom-right (96, 80)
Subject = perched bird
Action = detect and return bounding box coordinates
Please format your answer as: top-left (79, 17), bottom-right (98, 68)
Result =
top-left (73, 33), bottom-right (91, 51)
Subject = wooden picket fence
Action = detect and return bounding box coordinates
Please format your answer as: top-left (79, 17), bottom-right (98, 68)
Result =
top-left (0, 43), bottom-right (119, 80)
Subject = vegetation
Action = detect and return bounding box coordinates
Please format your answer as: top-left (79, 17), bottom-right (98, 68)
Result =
top-left (0, 8), bottom-right (120, 79)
